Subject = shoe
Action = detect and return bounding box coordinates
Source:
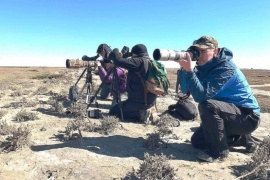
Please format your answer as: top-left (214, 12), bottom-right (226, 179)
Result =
top-left (246, 143), bottom-right (258, 153)
top-left (228, 134), bottom-right (259, 153)
top-left (139, 109), bottom-right (151, 123)
top-left (197, 150), bottom-right (228, 163)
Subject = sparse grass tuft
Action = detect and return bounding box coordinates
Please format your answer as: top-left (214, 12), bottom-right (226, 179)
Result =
top-left (10, 90), bottom-right (22, 97)
top-left (123, 153), bottom-right (179, 180)
top-left (0, 120), bottom-right (14, 135)
top-left (14, 109), bottom-right (39, 122)
top-left (142, 132), bottom-right (168, 150)
top-left (0, 110), bottom-right (7, 120)
top-left (35, 85), bottom-right (49, 95)
top-left (61, 115), bottom-right (96, 141)
top-left (237, 136), bottom-right (270, 180)
top-left (0, 124), bottom-right (31, 153)
top-left (98, 116), bottom-right (120, 135)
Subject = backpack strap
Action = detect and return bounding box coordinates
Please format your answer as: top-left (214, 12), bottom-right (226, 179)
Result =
top-left (135, 59), bottom-right (151, 106)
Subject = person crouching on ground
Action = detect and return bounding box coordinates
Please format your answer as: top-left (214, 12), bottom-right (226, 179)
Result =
top-left (96, 43), bottom-right (127, 105)
top-left (177, 35), bottom-right (260, 162)
top-left (108, 44), bottom-right (157, 122)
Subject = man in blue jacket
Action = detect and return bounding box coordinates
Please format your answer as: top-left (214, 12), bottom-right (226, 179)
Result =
top-left (178, 36), bottom-right (260, 162)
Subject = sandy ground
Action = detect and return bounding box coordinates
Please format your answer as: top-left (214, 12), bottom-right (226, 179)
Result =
top-left (0, 67), bottom-right (269, 180)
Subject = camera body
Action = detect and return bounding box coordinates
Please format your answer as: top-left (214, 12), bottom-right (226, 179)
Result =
top-left (153, 46), bottom-right (199, 61)
top-left (121, 46), bottom-right (132, 58)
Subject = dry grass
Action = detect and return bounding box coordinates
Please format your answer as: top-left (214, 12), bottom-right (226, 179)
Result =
top-left (242, 69), bottom-right (270, 85)
top-left (14, 109), bottom-right (39, 122)
top-left (254, 94), bottom-right (270, 113)
top-left (0, 67), bottom-right (66, 83)
top-left (253, 86), bottom-right (270, 91)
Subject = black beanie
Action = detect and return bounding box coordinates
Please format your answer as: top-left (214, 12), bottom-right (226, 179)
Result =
top-left (131, 44), bottom-right (149, 57)
top-left (96, 43), bottom-right (112, 54)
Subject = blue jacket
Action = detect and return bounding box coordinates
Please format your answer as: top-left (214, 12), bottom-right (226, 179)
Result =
top-left (179, 47), bottom-right (260, 115)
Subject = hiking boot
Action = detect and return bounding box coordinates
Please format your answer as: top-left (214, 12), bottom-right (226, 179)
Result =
top-left (228, 134), bottom-right (259, 153)
top-left (150, 112), bottom-right (160, 125)
top-left (139, 105), bottom-right (159, 124)
top-left (139, 109), bottom-right (151, 123)
top-left (246, 143), bottom-right (258, 153)
top-left (197, 150), bottom-right (228, 163)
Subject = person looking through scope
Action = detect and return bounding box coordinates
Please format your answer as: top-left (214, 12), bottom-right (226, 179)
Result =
top-left (177, 35), bottom-right (260, 162)
top-left (108, 44), bottom-right (158, 122)
top-left (95, 43), bottom-right (127, 105)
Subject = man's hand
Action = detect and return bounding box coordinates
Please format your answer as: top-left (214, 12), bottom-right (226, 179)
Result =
top-left (177, 53), bottom-right (193, 72)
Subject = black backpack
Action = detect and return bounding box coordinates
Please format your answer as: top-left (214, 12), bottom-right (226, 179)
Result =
top-left (168, 93), bottom-right (198, 120)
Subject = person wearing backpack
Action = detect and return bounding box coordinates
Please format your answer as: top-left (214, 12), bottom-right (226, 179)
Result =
top-left (108, 44), bottom-right (158, 122)
top-left (177, 36), bottom-right (260, 162)
top-left (95, 44), bottom-right (127, 105)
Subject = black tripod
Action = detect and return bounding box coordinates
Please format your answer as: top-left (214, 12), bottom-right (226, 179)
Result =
top-left (72, 65), bottom-right (96, 105)
top-left (87, 66), bottom-right (124, 121)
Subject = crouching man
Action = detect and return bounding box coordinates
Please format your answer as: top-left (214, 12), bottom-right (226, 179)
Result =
top-left (178, 36), bottom-right (260, 162)
top-left (108, 44), bottom-right (158, 123)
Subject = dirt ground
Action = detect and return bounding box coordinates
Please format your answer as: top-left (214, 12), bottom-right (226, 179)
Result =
top-left (0, 67), bottom-right (269, 180)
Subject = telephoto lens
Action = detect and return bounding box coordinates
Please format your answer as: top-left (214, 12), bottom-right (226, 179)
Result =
top-left (153, 49), bottom-right (188, 61)
top-left (66, 59), bottom-right (95, 68)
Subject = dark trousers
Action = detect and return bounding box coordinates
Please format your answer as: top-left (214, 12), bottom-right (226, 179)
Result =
top-left (100, 83), bottom-right (111, 99)
top-left (191, 99), bottom-right (260, 157)
top-left (109, 99), bottom-right (153, 122)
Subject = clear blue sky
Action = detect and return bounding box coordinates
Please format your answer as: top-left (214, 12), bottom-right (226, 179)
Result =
top-left (0, 0), bottom-right (269, 69)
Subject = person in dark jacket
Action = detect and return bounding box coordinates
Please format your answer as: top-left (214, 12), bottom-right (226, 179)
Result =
top-left (178, 36), bottom-right (260, 162)
top-left (108, 44), bottom-right (157, 121)
top-left (96, 44), bottom-right (127, 104)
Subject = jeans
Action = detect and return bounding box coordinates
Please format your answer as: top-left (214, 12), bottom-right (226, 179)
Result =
top-left (191, 99), bottom-right (260, 158)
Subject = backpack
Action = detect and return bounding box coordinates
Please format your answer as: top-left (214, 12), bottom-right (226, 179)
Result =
top-left (168, 93), bottom-right (198, 120)
top-left (137, 59), bottom-right (170, 96)
top-left (118, 67), bottom-right (128, 93)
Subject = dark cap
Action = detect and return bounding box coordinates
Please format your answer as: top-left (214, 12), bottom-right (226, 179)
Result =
top-left (192, 36), bottom-right (218, 49)
top-left (131, 44), bottom-right (149, 57)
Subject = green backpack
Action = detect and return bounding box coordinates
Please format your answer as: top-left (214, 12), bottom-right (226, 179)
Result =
top-left (137, 59), bottom-right (170, 97)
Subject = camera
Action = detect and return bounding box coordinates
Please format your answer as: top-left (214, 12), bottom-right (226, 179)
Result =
top-left (66, 59), bottom-right (96, 69)
top-left (153, 46), bottom-right (199, 61)
top-left (121, 46), bottom-right (132, 58)
top-left (66, 54), bottom-right (100, 69)
top-left (82, 54), bottom-right (100, 61)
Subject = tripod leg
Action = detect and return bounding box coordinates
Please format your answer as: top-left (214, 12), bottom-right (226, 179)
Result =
top-left (78, 82), bottom-right (87, 101)
top-left (112, 68), bottom-right (124, 121)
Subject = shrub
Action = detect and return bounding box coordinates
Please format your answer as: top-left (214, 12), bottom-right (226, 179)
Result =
top-left (142, 132), bottom-right (168, 150)
top-left (124, 153), bottom-right (179, 180)
top-left (238, 136), bottom-right (270, 180)
top-left (0, 125), bottom-right (30, 153)
top-left (14, 109), bottom-right (39, 122)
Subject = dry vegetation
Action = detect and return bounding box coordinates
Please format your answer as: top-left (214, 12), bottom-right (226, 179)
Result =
top-left (0, 67), bottom-right (269, 180)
